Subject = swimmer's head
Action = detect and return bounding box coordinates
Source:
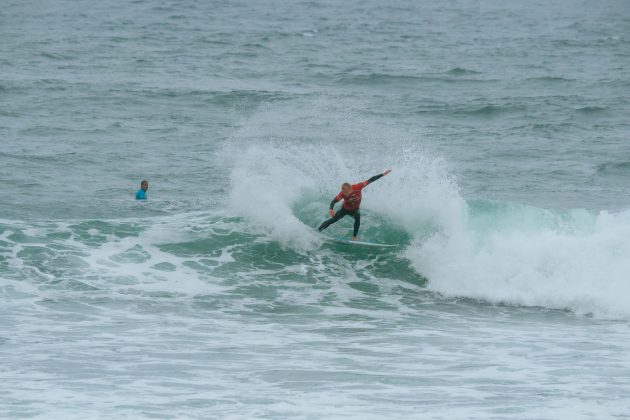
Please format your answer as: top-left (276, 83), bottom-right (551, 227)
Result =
top-left (341, 182), bottom-right (351, 195)
top-left (140, 180), bottom-right (148, 191)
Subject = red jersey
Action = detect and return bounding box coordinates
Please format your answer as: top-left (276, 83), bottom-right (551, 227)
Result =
top-left (335, 180), bottom-right (369, 211)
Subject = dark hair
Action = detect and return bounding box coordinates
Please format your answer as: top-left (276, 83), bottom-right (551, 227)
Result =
top-left (141, 180), bottom-right (148, 185)
top-left (342, 182), bottom-right (351, 188)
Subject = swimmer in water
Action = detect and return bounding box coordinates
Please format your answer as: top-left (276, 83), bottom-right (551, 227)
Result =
top-left (135, 179), bottom-right (148, 200)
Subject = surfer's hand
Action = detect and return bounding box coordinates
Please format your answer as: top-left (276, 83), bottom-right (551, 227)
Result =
top-left (352, 236), bottom-right (358, 241)
top-left (329, 209), bottom-right (335, 217)
top-left (383, 169), bottom-right (392, 176)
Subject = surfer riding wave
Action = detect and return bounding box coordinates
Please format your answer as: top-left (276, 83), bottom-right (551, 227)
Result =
top-left (318, 169), bottom-right (392, 240)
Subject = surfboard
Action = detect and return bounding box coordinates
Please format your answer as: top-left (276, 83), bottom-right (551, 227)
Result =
top-left (321, 235), bottom-right (397, 248)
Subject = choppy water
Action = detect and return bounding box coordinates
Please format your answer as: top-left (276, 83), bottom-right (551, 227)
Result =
top-left (2, 0), bottom-right (630, 418)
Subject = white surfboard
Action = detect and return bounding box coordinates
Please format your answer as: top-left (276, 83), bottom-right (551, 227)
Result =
top-left (321, 235), bottom-right (397, 248)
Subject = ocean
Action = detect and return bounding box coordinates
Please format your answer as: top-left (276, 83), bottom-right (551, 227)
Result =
top-left (1, 0), bottom-right (630, 418)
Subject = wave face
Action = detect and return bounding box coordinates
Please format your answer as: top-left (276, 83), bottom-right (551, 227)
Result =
top-left (218, 105), bottom-right (630, 319)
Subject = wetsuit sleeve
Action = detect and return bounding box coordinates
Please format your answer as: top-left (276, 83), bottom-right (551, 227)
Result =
top-left (366, 173), bottom-right (384, 184)
top-left (354, 173), bottom-right (385, 190)
top-left (329, 194), bottom-right (342, 209)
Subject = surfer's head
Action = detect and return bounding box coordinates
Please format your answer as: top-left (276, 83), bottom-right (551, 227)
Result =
top-left (140, 180), bottom-right (149, 191)
top-left (341, 182), bottom-right (352, 195)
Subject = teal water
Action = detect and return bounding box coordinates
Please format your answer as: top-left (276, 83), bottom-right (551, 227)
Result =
top-left (2, 0), bottom-right (630, 418)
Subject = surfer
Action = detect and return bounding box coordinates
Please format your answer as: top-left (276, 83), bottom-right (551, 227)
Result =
top-left (318, 169), bottom-right (391, 240)
top-left (135, 180), bottom-right (148, 200)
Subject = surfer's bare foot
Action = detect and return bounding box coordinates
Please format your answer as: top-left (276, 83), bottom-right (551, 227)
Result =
top-left (352, 236), bottom-right (358, 241)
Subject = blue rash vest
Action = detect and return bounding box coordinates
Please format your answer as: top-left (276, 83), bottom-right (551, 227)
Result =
top-left (135, 189), bottom-right (147, 200)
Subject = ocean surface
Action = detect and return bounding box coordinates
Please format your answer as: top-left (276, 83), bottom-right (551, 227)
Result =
top-left (2, 0), bottom-right (630, 418)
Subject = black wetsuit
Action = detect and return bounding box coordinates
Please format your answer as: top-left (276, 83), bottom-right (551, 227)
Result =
top-left (318, 173), bottom-right (384, 236)
top-left (319, 207), bottom-right (362, 236)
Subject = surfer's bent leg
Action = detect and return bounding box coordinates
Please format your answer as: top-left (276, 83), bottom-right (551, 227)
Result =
top-left (318, 208), bottom-right (348, 232)
top-left (352, 210), bottom-right (361, 237)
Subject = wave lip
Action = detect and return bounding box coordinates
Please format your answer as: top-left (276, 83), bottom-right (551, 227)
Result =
top-left (407, 201), bottom-right (630, 319)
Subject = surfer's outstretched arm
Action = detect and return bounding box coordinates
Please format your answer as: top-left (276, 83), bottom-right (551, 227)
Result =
top-left (362, 169), bottom-right (392, 186)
